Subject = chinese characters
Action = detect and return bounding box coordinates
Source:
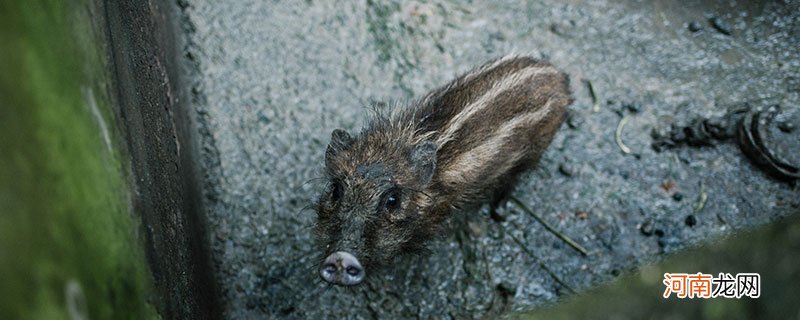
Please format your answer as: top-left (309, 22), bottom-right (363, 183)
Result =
top-left (663, 273), bottom-right (760, 298)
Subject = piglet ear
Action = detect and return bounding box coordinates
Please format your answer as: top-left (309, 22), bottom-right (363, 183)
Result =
top-left (408, 141), bottom-right (437, 185)
top-left (326, 129), bottom-right (353, 166)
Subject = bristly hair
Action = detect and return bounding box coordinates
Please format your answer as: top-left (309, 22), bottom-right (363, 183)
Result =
top-left (361, 100), bottom-right (438, 148)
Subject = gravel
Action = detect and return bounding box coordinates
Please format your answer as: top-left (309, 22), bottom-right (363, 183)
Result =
top-left (178, 0), bottom-right (800, 318)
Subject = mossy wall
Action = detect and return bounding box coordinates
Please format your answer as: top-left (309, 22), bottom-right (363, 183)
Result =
top-left (0, 1), bottom-right (157, 318)
top-left (518, 216), bottom-right (800, 319)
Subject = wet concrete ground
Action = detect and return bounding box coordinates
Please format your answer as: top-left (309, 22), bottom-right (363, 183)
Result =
top-left (178, 0), bottom-right (799, 318)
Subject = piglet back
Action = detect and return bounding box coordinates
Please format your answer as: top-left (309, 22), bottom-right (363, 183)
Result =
top-left (401, 55), bottom-right (572, 208)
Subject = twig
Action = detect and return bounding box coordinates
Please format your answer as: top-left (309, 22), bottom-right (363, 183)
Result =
top-left (509, 231), bottom-right (576, 294)
top-left (584, 79), bottom-right (600, 113)
top-left (694, 183), bottom-right (708, 214)
top-left (509, 196), bottom-right (589, 256)
top-left (615, 116), bottom-right (632, 155)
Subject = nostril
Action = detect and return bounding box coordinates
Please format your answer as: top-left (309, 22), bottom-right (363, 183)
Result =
top-left (320, 263), bottom-right (338, 282)
top-left (323, 263), bottom-right (337, 275)
top-left (345, 265), bottom-right (361, 276)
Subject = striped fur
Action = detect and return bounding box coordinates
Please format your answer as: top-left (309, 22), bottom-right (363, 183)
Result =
top-left (315, 55), bottom-right (572, 280)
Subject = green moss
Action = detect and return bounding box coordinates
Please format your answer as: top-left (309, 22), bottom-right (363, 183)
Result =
top-left (515, 216), bottom-right (800, 319)
top-left (0, 1), bottom-right (157, 319)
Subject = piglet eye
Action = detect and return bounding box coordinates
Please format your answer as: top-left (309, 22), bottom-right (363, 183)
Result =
top-left (330, 182), bottom-right (343, 201)
top-left (384, 191), bottom-right (400, 210)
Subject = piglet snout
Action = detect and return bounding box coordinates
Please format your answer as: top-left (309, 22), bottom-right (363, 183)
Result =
top-left (319, 251), bottom-right (364, 286)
